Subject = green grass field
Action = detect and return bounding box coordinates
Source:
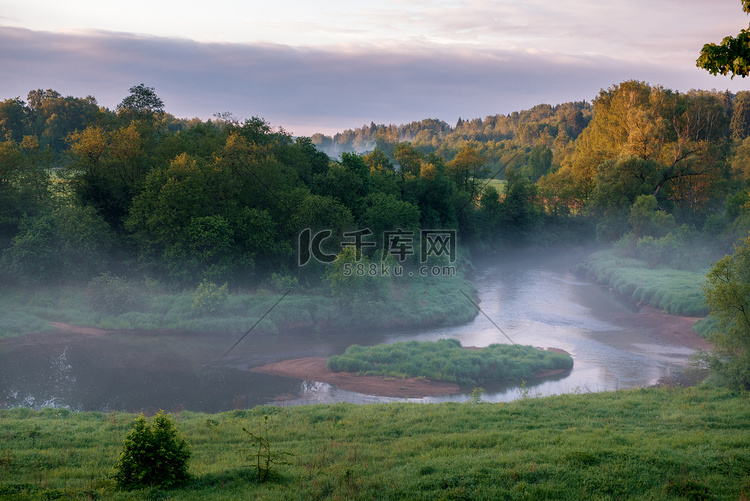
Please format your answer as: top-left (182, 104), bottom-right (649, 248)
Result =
top-left (327, 339), bottom-right (573, 385)
top-left (1, 386), bottom-right (748, 500)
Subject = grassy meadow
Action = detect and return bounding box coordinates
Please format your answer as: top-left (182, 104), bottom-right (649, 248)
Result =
top-left (1, 386), bottom-right (749, 500)
top-left (327, 339), bottom-right (574, 385)
top-left (582, 250), bottom-right (709, 318)
top-left (0, 274), bottom-right (478, 340)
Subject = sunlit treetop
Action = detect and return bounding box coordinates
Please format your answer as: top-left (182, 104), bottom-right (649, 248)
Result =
top-left (697, 0), bottom-right (750, 78)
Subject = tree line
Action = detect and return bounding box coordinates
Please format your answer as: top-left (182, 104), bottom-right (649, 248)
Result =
top-left (1, 81), bottom-right (750, 290)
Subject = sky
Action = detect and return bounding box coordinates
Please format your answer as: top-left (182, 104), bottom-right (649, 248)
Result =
top-left (2, 0), bottom-right (750, 136)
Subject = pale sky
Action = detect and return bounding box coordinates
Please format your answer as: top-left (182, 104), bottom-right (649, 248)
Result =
top-left (2, 0), bottom-right (750, 135)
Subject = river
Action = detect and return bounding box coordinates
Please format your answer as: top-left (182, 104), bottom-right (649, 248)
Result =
top-left (0, 249), bottom-right (704, 412)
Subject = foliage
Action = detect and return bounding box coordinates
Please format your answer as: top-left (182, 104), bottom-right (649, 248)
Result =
top-left (697, 1), bottom-right (750, 78)
top-left (628, 194), bottom-right (675, 239)
top-left (568, 82), bottom-right (728, 227)
top-left (117, 83), bottom-right (165, 116)
top-left (327, 339), bottom-right (573, 385)
top-left (0, 137), bottom-right (51, 241)
top-left (636, 233), bottom-right (679, 269)
top-left (323, 246), bottom-right (390, 306)
top-left (0, 81), bottom-right (743, 290)
top-left (268, 272), bottom-right (300, 293)
top-left (66, 122), bottom-right (152, 228)
top-left (86, 273), bottom-right (144, 315)
top-left (3, 205), bottom-right (113, 284)
top-left (701, 236), bottom-right (750, 388)
top-left (191, 279), bottom-right (229, 315)
top-left (113, 411), bottom-right (191, 490)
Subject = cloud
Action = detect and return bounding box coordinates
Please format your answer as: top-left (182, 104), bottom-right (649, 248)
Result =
top-left (0, 25), bottom-right (747, 136)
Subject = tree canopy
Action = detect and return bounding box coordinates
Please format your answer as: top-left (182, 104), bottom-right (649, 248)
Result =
top-left (697, 0), bottom-right (750, 78)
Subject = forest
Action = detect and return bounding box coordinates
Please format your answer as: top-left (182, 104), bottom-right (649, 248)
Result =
top-left (3, 81), bottom-right (750, 293)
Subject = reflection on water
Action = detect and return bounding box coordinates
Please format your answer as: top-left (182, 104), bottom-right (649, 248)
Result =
top-left (0, 249), bottom-right (703, 412)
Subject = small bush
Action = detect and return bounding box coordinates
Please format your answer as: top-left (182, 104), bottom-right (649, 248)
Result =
top-left (191, 279), bottom-right (228, 315)
top-left (113, 411), bottom-right (191, 490)
top-left (268, 272), bottom-right (300, 293)
top-left (86, 273), bottom-right (143, 315)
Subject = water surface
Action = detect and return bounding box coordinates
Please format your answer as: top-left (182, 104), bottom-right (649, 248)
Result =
top-left (0, 249), bottom-right (701, 411)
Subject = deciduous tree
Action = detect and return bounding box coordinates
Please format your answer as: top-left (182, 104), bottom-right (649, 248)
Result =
top-left (702, 235), bottom-right (750, 388)
top-left (697, 1), bottom-right (750, 78)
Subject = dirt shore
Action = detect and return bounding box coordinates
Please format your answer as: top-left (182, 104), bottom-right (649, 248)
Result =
top-left (249, 347), bottom-right (574, 398)
top-left (615, 305), bottom-right (711, 351)
top-left (0, 322), bottom-right (111, 347)
top-left (250, 358), bottom-right (461, 398)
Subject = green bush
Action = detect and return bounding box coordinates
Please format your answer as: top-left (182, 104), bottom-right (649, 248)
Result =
top-left (2, 205), bottom-right (113, 284)
top-left (268, 272), bottom-right (301, 293)
top-left (113, 411), bottom-right (191, 490)
top-left (86, 273), bottom-right (143, 315)
top-left (191, 279), bottom-right (229, 315)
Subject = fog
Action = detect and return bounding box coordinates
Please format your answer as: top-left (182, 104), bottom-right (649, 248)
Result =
top-left (0, 248), bottom-right (705, 412)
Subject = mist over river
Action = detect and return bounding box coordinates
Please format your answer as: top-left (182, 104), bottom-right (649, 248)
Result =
top-left (0, 249), bottom-right (705, 412)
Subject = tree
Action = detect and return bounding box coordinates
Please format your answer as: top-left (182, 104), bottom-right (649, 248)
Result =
top-left (0, 137), bottom-right (50, 241)
top-left (117, 83), bottom-right (165, 117)
top-left (26, 89), bottom-right (100, 152)
top-left (67, 123), bottom-right (149, 228)
top-left (358, 192), bottom-right (421, 251)
top-left (697, 1), bottom-right (750, 78)
top-left (702, 235), bottom-right (750, 388)
top-left (324, 245), bottom-right (389, 305)
top-left (731, 92), bottom-right (750, 139)
top-left (0, 98), bottom-right (30, 142)
top-left (498, 169), bottom-right (542, 240)
top-left (446, 143), bottom-right (490, 197)
top-left (3, 205), bottom-right (112, 284)
top-left (126, 153), bottom-right (272, 283)
top-left (570, 82), bottom-right (729, 219)
top-left (525, 144), bottom-right (553, 182)
top-left (628, 194), bottom-right (675, 240)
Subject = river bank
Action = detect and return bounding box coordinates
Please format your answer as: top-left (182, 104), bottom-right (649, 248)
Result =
top-left (581, 249), bottom-right (709, 318)
top-left (0, 248), bottom-right (716, 411)
top-left (0, 273), bottom-right (479, 340)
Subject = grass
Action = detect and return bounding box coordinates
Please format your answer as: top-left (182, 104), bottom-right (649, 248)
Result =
top-left (1, 386), bottom-right (749, 499)
top-left (0, 274), bottom-right (478, 340)
top-left (482, 178), bottom-right (507, 194)
top-left (327, 339), bottom-right (573, 385)
top-left (582, 249), bottom-right (709, 317)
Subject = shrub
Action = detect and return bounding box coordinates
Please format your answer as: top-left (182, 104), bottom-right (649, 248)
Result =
top-left (191, 279), bottom-right (229, 315)
top-left (2, 205), bottom-right (113, 284)
top-left (86, 273), bottom-right (143, 315)
top-left (113, 411), bottom-right (191, 490)
top-left (268, 272), bottom-right (301, 293)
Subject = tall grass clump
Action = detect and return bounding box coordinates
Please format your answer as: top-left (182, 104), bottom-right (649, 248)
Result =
top-left (327, 339), bottom-right (573, 385)
top-left (584, 249), bottom-right (708, 316)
